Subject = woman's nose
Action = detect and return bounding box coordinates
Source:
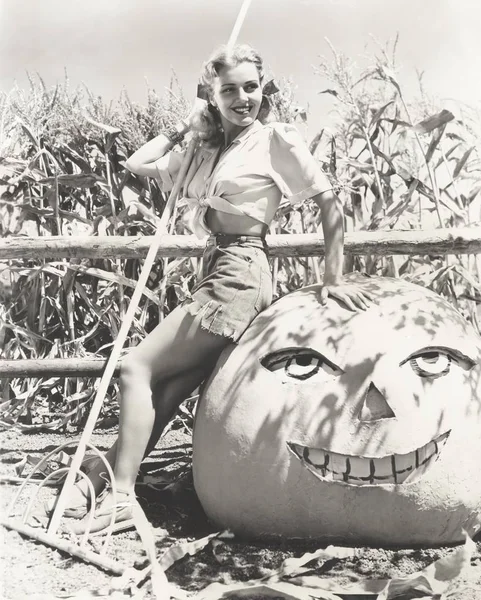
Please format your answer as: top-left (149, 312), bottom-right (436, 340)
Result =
top-left (237, 88), bottom-right (248, 101)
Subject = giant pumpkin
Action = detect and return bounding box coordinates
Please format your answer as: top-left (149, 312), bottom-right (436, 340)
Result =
top-left (192, 275), bottom-right (481, 546)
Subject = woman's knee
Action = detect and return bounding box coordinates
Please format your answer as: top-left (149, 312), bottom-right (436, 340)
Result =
top-left (119, 353), bottom-right (155, 392)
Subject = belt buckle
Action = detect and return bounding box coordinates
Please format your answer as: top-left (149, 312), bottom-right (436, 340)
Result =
top-left (215, 233), bottom-right (231, 247)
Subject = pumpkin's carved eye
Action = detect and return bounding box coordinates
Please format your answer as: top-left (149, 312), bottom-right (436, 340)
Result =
top-left (261, 349), bottom-right (343, 381)
top-left (401, 347), bottom-right (474, 379)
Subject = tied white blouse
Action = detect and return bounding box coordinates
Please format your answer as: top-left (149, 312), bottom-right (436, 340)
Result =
top-left (155, 120), bottom-right (332, 238)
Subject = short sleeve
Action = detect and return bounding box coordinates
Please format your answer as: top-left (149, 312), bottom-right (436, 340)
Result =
top-left (269, 123), bottom-right (332, 206)
top-left (154, 150), bottom-right (186, 192)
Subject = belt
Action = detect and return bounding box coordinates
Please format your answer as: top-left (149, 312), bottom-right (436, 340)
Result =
top-left (206, 233), bottom-right (267, 248)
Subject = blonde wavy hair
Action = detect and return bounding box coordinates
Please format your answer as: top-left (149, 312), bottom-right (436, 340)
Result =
top-left (191, 44), bottom-right (271, 146)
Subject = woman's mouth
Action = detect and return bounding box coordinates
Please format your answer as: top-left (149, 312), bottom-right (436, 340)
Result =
top-left (231, 105), bottom-right (252, 116)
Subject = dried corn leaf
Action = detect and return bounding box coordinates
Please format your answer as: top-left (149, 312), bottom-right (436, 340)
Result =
top-left (377, 533), bottom-right (475, 599)
top-left (159, 531), bottom-right (225, 570)
top-left (370, 142), bottom-right (396, 171)
top-left (377, 65), bottom-right (401, 92)
top-left (196, 581), bottom-right (341, 600)
top-left (309, 129), bottom-right (324, 155)
top-left (85, 117), bottom-right (122, 136)
top-left (39, 173), bottom-right (107, 188)
top-left (0, 318), bottom-right (47, 342)
top-left (424, 123), bottom-right (446, 164)
top-left (369, 100), bottom-right (395, 129)
top-left (452, 265), bottom-right (481, 295)
top-left (395, 165), bottom-right (465, 217)
top-left (55, 142), bottom-right (92, 171)
top-left (277, 544), bottom-right (359, 577)
top-left (0, 200), bottom-right (91, 224)
top-left (413, 109), bottom-right (454, 134)
top-left (453, 146), bottom-right (475, 178)
top-left (435, 141), bottom-right (462, 168)
top-left (66, 265), bottom-right (160, 305)
top-left (318, 88), bottom-right (339, 98)
top-left (342, 158), bottom-right (374, 172)
top-left (467, 182), bottom-right (481, 204)
top-left (382, 117), bottom-right (412, 132)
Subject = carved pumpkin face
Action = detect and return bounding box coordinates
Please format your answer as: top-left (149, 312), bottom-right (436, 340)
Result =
top-left (193, 275), bottom-right (481, 545)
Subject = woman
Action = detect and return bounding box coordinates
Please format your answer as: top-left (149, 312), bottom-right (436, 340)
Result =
top-left (56, 44), bottom-right (371, 534)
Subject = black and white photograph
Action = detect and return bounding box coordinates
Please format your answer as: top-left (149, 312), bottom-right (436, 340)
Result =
top-left (1, 1), bottom-right (481, 598)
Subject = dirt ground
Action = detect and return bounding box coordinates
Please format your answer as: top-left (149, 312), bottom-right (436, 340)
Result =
top-left (1, 426), bottom-right (481, 600)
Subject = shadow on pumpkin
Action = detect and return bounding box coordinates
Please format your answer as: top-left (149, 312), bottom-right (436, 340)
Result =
top-left (192, 274), bottom-right (481, 546)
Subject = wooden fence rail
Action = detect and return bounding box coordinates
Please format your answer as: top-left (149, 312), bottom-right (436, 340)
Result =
top-left (2, 226), bottom-right (481, 378)
top-left (0, 359), bottom-right (119, 378)
top-left (1, 227), bottom-right (481, 260)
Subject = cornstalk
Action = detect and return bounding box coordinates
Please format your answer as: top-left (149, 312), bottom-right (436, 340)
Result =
top-left (271, 222), bottom-right (280, 297)
top-left (158, 197), bottom-right (180, 321)
top-left (300, 211), bottom-right (309, 285)
top-left (0, 90), bottom-right (12, 153)
top-left (397, 95), bottom-right (443, 228)
top-left (440, 147), bottom-right (468, 272)
top-left (358, 118), bottom-right (386, 212)
top-left (104, 140), bottom-right (125, 319)
top-left (440, 149), bottom-right (464, 210)
top-left (323, 39), bottom-right (386, 212)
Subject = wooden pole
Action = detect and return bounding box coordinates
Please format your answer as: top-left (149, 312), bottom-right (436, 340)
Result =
top-left (46, 139), bottom-right (199, 535)
top-left (1, 228), bottom-right (481, 260)
top-left (226, 0), bottom-right (253, 50)
top-left (0, 519), bottom-right (124, 574)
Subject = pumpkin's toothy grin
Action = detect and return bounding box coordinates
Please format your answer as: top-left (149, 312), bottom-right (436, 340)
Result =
top-left (287, 431), bottom-right (450, 486)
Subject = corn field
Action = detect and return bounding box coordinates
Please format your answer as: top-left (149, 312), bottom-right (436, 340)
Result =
top-left (1, 40), bottom-right (480, 432)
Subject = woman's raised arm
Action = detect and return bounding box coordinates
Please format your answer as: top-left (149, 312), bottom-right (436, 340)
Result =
top-left (125, 121), bottom-right (190, 178)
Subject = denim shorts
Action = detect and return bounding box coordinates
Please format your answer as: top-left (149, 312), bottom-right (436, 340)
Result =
top-left (182, 234), bottom-right (273, 341)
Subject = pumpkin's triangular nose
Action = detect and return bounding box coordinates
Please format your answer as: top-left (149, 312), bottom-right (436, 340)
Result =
top-left (359, 382), bottom-right (396, 421)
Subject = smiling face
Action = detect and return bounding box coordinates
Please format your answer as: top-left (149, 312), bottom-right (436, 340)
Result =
top-left (210, 61), bottom-right (262, 139)
top-left (193, 275), bottom-right (481, 545)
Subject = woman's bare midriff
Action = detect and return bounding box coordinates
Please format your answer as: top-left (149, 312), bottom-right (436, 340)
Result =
top-left (206, 208), bottom-right (269, 236)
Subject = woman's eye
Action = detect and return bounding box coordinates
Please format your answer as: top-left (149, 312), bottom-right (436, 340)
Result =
top-left (404, 348), bottom-right (474, 379)
top-left (245, 83), bottom-right (259, 92)
top-left (261, 349), bottom-right (342, 381)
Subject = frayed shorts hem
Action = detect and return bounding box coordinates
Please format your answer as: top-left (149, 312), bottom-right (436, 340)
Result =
top-left (182, 298), bottom-right (239, 341)
top-left (181, 239), bottom-right (273, 343)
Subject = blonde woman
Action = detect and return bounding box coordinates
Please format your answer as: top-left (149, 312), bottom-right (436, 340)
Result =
top-left (50, 44), bottom-right (371, 534)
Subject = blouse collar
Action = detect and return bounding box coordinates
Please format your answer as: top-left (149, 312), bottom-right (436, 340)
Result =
top-left (228, 120), bottom-right (264, 147)
top-left (199, 120), bottom-right (264, 157)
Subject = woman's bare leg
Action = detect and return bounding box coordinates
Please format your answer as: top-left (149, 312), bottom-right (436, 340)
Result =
top-left (113, 306), bottom-right (228, 492)
top-left (68, 307), bottom-right (229, 532)
top-left (67, 364), bottom-right (209, 499)
top-left (63, 306), bottom-right (227, 514)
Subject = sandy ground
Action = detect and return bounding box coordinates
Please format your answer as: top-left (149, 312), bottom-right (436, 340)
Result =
top-left (1, 426), bottom-right (481, 600)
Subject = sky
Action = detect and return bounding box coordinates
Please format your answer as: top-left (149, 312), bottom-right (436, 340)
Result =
top-left (1, 0), bottom-right (481, 132)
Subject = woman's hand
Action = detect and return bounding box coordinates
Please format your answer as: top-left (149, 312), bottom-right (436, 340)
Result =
top-left (318, 280), bottom-right (374, 311)
top-left (186, 97), bottom-right (208, 132)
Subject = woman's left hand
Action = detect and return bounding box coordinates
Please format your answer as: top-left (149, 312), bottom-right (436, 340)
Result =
top-left (318, 281), bottom-right (374, 311)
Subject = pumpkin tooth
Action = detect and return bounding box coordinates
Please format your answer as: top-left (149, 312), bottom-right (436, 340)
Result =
top-left (329, 452), bottom-right (346, 477)
top-left (288, 431), bottom-right (450, 486)
top-left (306, 447), bottom-right (325, 467)
top-left (425, 440), bottom-right (438, 462)
top-left (369, 455), bottom-right (393, 480)
top-left (349, 456), bottom-right (371, 479)
top-left (395, 452), bottom-right (415, 482)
